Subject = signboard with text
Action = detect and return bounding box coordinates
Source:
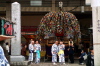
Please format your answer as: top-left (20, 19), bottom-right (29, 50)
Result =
top-left (0, 19), bottom-right (14, 36)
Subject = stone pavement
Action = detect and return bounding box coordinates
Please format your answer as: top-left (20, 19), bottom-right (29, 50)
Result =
top-left (29, 59), bottom-right (86, 66)
top-left (29, 62), bottom-right (86, 66)
top-left (11, 59), bottom-right (86, 66)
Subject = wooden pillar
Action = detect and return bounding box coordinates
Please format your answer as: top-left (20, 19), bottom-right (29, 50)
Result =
top-left (6, 2), bottom-right (11, 63)
top-left (6, 3), bottom-right (11, 20)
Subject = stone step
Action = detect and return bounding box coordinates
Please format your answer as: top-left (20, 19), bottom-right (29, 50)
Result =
top-left (10, 61), bottom-right (29, 66)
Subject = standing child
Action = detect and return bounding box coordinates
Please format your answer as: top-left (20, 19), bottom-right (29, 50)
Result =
top-left (34, 40), bottom-right (41, 64)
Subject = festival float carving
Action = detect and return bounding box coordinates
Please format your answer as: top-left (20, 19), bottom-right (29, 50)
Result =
top-left (38, 11), bottom-right (81, 41)
top-left (38, 11), bottom-right (81, 59)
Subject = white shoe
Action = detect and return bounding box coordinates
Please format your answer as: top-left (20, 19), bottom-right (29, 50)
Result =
top-left (80, 63), bottom-right (84, 65)
top-left (53, 63), bottom-right (57, 65)
top-left (31, 62), bottom-right (33, 64)
top-left (63, 63), bottom-right (66, 65)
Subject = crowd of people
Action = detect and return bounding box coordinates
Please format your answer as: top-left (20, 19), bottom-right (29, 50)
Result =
top-left (51, 40), bottom-right (75, 65)
top-left (20, 39), bottom-right (94, 66)
top-left (51, 40), bottom-right (94, 66)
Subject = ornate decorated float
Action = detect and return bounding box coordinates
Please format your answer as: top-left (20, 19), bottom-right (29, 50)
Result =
top-left (37, 11), bottom-right (81, 59)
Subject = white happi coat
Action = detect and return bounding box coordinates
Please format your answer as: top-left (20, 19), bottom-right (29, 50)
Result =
top-left (28, 43), bottom-right (34, 61)
top-left (51, 44), bottom-right (58, 62)
top-left (0, 46), bottom-right (10, 66)
top-left (58, 44), bottom-right (65, 62)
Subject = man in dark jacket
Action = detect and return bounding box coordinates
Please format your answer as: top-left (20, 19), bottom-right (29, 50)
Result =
top-left (86, 47), bottom-right (94, 66)
top-left (68, 43), bottom-right (74, 63)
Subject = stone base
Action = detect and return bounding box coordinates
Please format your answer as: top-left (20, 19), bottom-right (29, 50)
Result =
top-left (94, 45), bottom-right (100, 66)
top-left (10, 61), bottom-right (29, 66)
top-left (10, 55), bottom-right (25, 62)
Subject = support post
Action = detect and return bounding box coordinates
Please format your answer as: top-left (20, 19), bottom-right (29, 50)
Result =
top-left (10, 2), bottom-right (25, 62)
top-left (5, 2), bottom-right (11, 63)
top-left (91, 0), bottom-right (100, 66)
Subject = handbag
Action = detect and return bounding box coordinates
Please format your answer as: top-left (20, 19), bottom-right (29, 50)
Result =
top-left (83, 54), bottom-right (87, 60)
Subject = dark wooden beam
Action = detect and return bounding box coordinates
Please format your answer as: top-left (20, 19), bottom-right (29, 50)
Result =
top-left (6, 0), bottom-right (12, 3)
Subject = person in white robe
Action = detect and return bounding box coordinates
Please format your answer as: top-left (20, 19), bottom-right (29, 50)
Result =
top-left (28, 41), bottom-right (34, 63)
top-left (0, 45), bottom-right (10, 66)
top-left (34, 41), bottom-right (41, 64)
top-left (58, 41), bottom-right (66, 65)
top-left (51, 41), bottom-right (58, 65)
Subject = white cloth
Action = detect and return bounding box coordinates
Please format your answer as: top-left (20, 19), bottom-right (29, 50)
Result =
top-left (28, 53), bottom-right (33, 61)
top-left (6, 45), bottom-right (9, 52)
top-left (59, 54), bottom-right (65, 62)
top-left (29, 43), bottom-right (34, 51)
top-left (59, 1), bottom-right (63, 8)
top-left (51, 44), bottom-right (58, 63)
top-left (83, 54), bottom-right (87, 60)
top-left (51, 44), bottom-right (58, 54)
top-left (58, 44), bottom-right (65, 51)
top-left (58, 44), bottom-right (65, 62)
top-left (69, 41), bottom-right (73, 45)
top-left (91, 0), bottom-right (100, 7)
top-left (0, 46), bottom-right (10, 66)
top-left (34, 44), bottom-right (41, 63)
top-left (28, 43), bottom-right (34, 61)
top-left (34, 44), bottom-right (41, 52)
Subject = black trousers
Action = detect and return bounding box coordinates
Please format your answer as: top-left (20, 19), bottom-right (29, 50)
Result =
top-left (79, 58), bottom-right (84, 63)
top-left (69, 54), bottom-right (74, 63)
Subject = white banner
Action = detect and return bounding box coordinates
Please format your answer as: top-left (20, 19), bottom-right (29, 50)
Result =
top-left (85, 0), bottom-right (91, 5)
top-left (91, 0), bottom-right (100, 7)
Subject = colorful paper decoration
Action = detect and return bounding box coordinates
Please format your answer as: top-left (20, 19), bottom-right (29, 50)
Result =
top-left (38, 11), bottom-right (81, 39)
